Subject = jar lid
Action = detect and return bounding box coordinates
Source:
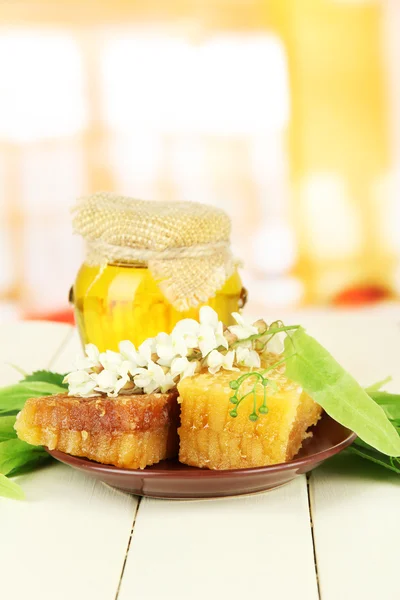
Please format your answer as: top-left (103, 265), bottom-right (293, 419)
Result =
top-left (72, 193), bottom-right (237, 311)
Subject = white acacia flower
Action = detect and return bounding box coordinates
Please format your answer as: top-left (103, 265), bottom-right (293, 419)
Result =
top-left (172, 308), bottom-right (223, 353)
top-left (64, 370), bottom-right (98, 397)
top-left (99, 350), bottom-right (124, 373)
top-left (94, 369), bottom-right (119, 394)
top-left (266, 333), bottom-right (284, 355)
top-left (137, 338), bottom-right (156, 366)
top-left (117, 359), bottom-right (137, 378)
top-left (118, 340), bottom-right (149, 368)
top-left (87, 343), bottom-right (101, 363)
top-left (99, 359), bottom-right (135, 397)
top-left (116, 350), bottom-right (142, 377)
top-left (206, 349), bottom-right (236, 375)
top-left (74, 343), bottom-right (101, 371)
top-left (197, 324), bottom-right (218, 357)
top-left (172, 319), bottom-right (200, 349)
top-left (228, 312), bottom-right (258, 341)
top-left (64, 308), bottom-right (274, 398)
top-left (106, 372), bottom-right (132, 398)
top-left (235, 346), bottom-right (261, 368)
top-left (197, 308), bottom-right (220, 355)
top-left (170, 356), bottom-right (199, 380)
top-left (159, 373), bottom-right (176, 393)
top-left (156, 332), bottom-right (188, 367)
top-left (215, 321), bottom-right (229, 350)
top-left (199, 306), bottom-right (219, 329)
top-left (133, 360), bottom-right (174, 394)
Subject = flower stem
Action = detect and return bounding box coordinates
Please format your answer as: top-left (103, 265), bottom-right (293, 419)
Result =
top-left (232, 324), bottom-right (300, 348)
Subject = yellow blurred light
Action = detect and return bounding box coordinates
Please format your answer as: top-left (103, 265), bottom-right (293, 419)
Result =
top-left (300, 173), bottom-right (363, 260)
top-left (372, 175), bottom-right (400, 253)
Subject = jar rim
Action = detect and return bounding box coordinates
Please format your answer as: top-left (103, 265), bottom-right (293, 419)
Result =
top-left (107, 261), bottom-right (147, 268)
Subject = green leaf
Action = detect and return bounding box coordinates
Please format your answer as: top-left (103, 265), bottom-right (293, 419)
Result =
top-left (23, 370), bottom-right (68, 389)
top-left (0, 439), bottom-right (49, 476)
top-left (368, 391), bottom-right (400, 422)
top-left (365, 376), bottom-right (392, 394)
top-left (0, 370), bottom-right (66, 500)
top-left (0, 381), bottom-right (66, 414)
top-left (284, 328), bottom-right (400, 457)
top-left (0, 473), bottom-right (24, 500)
top-left (0, 416), bottom-right (17, 442)
top-left (347, 441), bottom-right (400, 474)
top-left (8, 453), bottom-right (51, 477)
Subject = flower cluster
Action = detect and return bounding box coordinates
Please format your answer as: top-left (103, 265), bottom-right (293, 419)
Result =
top-left (64, 307), bottom-right (285, 398)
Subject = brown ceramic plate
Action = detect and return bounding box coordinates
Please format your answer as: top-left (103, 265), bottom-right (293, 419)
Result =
top-left (47, 413), bottom-right (355, 499)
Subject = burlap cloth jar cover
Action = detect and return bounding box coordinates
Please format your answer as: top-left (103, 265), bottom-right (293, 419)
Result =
top-left (72, 193), bottom-right (238, 311)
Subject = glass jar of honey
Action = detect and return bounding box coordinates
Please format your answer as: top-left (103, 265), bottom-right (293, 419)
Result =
top-left (72, 262), bottom-right (244, 351)
top-left (70, 194), bottom-right (245, 351)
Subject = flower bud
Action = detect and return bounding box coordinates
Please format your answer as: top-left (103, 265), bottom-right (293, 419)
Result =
top-left (224, 330), bottom-right (238, 346)
top-left (121, 379), bottom-right (135, 390)
top-left (119, 380), bottom-right (139, 395)
top-left (270, 320), bottom-right (284, 330)
top-left (253, 319), bottom-right (268, 334)
top-left (254, 338), bottom-right (268, 352)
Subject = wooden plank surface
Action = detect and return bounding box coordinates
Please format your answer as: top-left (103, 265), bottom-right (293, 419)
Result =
top-left (49, 327), bottom-right (83, 373)
top-left (0, 321), bottom-right (73, 385)
top-left (307, 309), bottom-right (400, 600)
top-left (310, 456), bottom-right (400, 600)
top-left (1, 311), bottom-right (399, 600)
top-left (119, 476), bottom-right (319, 600)
top-left (0, 322), bottom-right (138, 600)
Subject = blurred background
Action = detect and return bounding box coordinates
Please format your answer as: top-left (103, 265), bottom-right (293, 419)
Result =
top-left (1, 0), bottom-right (400, 323)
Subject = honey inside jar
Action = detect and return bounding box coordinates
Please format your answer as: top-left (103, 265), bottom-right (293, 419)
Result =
top-left (73, 262), bottom-right (243, 351)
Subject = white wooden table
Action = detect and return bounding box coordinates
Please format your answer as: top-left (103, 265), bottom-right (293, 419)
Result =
top-left (1, 310), bottom-right (400, 600)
